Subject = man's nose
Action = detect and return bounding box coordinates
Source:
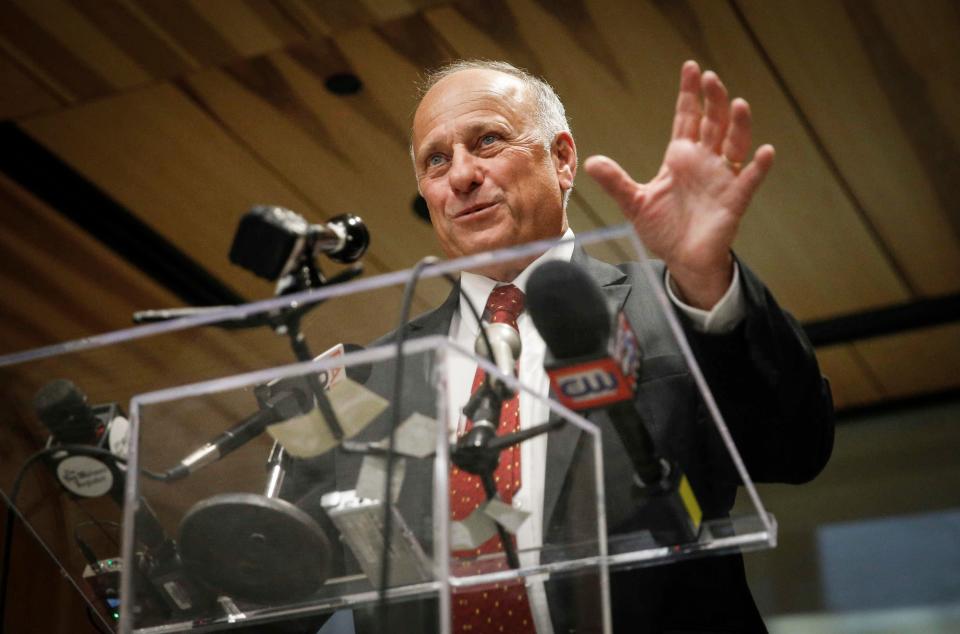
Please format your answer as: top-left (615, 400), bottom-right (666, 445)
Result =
top-left (447, 148), bottom-right (483, 193)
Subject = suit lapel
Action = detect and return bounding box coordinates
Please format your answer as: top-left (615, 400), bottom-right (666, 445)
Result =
top-left (394, 256), bottom-right (639, 537)
top-left (542, 248), bottom-right (633, 532)
top-left (405, 281), bottom-right (460, 339)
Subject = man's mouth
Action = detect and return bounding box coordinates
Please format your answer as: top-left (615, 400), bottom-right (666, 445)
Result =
top-left (453, 202), bottom-right (498, 219)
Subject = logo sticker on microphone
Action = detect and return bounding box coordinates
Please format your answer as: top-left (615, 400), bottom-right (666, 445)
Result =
top-left (547, 312), bottom-right (642, 410)
top-left (56, 455), bottom-right (114, 498)
top-left (549, 357), bottom-right (634, 410)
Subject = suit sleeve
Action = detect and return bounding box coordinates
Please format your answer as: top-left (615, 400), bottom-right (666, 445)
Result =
top-left (681, 257), bottom-right (835, 485)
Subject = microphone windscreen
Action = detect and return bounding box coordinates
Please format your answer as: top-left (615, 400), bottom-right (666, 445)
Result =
top-left (526, 260), bottom-right (611, 359)
top-left (33, 379), bottom-right (99, 444)
top-left (326, 214), bottom-right (370, 264)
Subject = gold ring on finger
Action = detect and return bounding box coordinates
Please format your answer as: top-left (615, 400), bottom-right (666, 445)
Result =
top-left (723, 155), bottom-right (743, 174)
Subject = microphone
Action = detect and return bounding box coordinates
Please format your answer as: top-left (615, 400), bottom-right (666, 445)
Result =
top-left (32, 380), bottom-right (213, 615)
top-left (526, 261), bottom-right (662, 481)
top-left (165, 382), bottom-right (313, 481)
top-left (475, 322), bottom-right (522, 398)
top-left (527, 261), bottom-right (702, 542)
top-left (454, 323), bottom-right (522, 478)
top-left (229, 206), bottom-right (370, 280)
top-left (33, 379), bottom-right (129, 500)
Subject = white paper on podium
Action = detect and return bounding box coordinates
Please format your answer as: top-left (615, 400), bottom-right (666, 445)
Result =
top-left (267, 377), bottom-right (389, 457)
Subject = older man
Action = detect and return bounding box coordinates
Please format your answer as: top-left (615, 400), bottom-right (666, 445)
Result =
top-left (412, 59), bottom-right (773, 305)
top-left (294, 60), bottom-right (833, 634)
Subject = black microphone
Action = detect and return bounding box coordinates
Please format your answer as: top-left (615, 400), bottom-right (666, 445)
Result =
top-left (32, 380), bottom-right (213, 615)
top-left (229, 206), bottom-right (370, 280)
top-left (33, 379), bottom-right (128, 501)
top-left (34, 379), bottom-right (116, 446)
top-left (526, 261), bottom-right (663, 482)
top-left (165, 383), bottom-right (314, 481)
top-left (527, 260), bottom-right (702, 542)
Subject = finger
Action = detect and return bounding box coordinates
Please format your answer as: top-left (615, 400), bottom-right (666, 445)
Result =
top-left (584, 155), bottom-right (645, 216)
top-left (721, 98), bottom-right (752, 165)
top-left (671, 60), bottom-right (702, 141)
top-left (699, 71), bottom-right (730, 153)
top-left (731, 144), bottom-right (775, 214)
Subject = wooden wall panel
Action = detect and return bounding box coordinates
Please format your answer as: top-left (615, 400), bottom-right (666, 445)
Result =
top-left (737, 0), bottom-right (960, 297)
top-left (0, 172), bottom-right (179, 355)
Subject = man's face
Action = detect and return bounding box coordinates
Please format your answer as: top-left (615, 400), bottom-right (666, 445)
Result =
top-left (411, 69), bottom-right (575, 267)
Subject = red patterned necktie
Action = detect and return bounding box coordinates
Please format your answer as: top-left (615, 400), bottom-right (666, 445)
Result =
top-left (450, 284), bottom-right (535, 633)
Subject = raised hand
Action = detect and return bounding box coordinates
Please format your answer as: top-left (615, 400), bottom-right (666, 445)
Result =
top-left (584, 61), bottom-right (775, 309)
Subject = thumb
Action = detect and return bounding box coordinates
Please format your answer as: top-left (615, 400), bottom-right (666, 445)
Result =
top-left (584, 155), bottom-right (644, 216)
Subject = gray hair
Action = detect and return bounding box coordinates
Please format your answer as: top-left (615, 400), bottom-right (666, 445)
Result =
top-left (412, 59), bottom-right (575, 207)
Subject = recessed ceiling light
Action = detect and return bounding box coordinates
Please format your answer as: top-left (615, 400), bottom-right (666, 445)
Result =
top-left (325, 73), bottom-right (362, 96)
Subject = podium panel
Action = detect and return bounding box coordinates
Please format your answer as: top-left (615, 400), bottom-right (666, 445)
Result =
top-left (0, 225), bottom-right (777, 633)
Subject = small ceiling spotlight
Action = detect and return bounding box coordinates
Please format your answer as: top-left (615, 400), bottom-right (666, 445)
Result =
top-left (324, 72), bottom-right (363, 96)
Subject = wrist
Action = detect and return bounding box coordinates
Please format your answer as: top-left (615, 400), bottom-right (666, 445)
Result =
top-left (666, 254), bottom-right (734, 310)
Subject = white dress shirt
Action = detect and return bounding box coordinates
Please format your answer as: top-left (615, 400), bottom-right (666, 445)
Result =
top-left (445, 230), bottom-right (746, 632)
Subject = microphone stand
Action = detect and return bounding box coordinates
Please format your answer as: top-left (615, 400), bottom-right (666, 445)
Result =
top-left (138, 248), bottom-right (361, 495)
top-left (449, 380), bottom-right (565, 570)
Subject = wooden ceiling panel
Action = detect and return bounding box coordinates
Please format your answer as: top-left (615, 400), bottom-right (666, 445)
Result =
top-left (339, 16), bottom-right (447, 130)
top-left (19, 82), bottom-right (325, 300)
top-left (186, 0), bottom-right (301, 58)
top-left (0, 1), bottom-right (108, 103)
top-left (69, 0), bottom-right (199, 79)
top-left (358, 0), bottom-right (443, 23)
top-left (814, 345), bottom-right (884, 410)
top-left (233, 44), bottom-right (435, 270)
top-left (877, 1), bottom-right (960, 145)
top-left (666, 0), bottom-right (912, 319)
top-left (854, 323), bottom-right (960, 400)
top-left (737, 0), bottom-right (960, 298)
top-left (9, 0), bottom-right (152, 91)
top-left (0, 52), bottom-right (63, 120)
top-left (177, 63), bottom-right (378, 221)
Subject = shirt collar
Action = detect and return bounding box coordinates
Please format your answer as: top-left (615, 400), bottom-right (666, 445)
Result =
top-left (458, 228), bottom-right (576, 335)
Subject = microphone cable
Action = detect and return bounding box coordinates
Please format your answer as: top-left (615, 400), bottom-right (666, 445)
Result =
top-left (0, 445), bottom-right (166, 631)
top-left (375, 257), bottom-right (493, 634)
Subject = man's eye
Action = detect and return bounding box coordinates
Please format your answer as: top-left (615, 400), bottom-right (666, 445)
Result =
top-left (480, 134), bottom-right (498, 145)
top-left (428, 154), bottom-right (446, 167)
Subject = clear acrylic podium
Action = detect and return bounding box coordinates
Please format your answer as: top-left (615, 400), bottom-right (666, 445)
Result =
top-left (0, 225), bottom-right (777, 633)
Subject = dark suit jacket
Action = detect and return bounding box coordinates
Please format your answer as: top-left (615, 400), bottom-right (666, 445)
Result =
top-left (288, 248), bottom-right (834, 633)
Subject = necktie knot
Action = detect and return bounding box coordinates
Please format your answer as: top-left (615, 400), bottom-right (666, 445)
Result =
top-left (484, 284), bottom-right (525, 328)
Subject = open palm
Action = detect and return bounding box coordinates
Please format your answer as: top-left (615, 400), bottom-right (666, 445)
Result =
top-left (585, 61), bottom-right (774, 309)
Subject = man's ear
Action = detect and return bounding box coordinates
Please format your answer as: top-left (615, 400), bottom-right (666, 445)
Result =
top-left (553, 131), bottom-right (577, 192)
